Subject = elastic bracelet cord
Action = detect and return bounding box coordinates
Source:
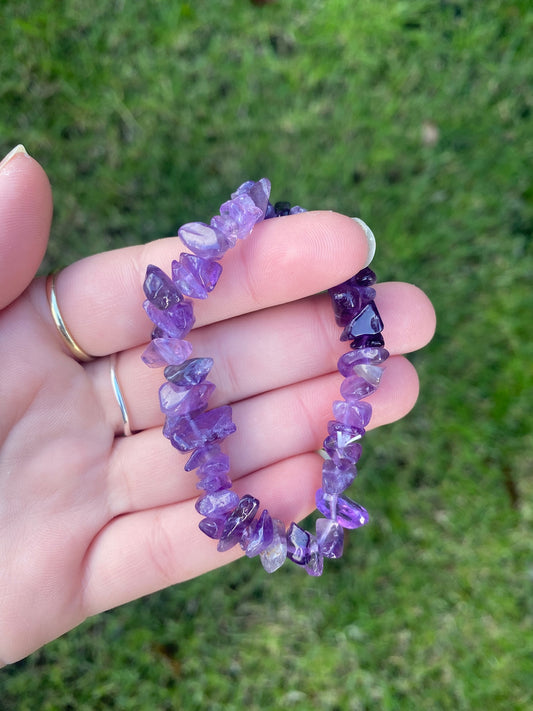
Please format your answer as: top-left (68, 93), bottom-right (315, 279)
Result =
top-left (141, 179), bottom-right (388, 576)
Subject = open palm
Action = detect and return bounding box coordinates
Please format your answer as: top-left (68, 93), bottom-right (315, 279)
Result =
top-left (0, 150), bottom-right (435, 664)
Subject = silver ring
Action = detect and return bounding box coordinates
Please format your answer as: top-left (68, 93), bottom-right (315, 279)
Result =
top-left (110, 354), bottom-right (132, 436)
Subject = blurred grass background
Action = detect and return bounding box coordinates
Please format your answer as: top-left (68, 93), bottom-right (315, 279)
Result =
top-left (1, 0), bottom-right (532, 708)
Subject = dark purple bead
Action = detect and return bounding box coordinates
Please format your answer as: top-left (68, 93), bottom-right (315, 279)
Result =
top-left (337, 348), bottom-right (389, 376)
top-left (217, 495), bottom-right (260, 552)
top-left (286, 522), bottom-right (311, 565)
top-left (358, 286), bottom-right (377, 304)
top-left (353, 267), bottom-right (376, 286)
top-left (244, 509), bottom-right (274, 557)
top-left (141, 338), bottom-right (193, 367)
top-left (316, 489), bottom-right (369, 529)
top-left (340, 303), bottom-right (384, 342)
top-left (169, 406), bottom-right (236, 451)
top-left (165, 358), bottom-right (214, 387)
top-left (322, 458), bottom-right (357, 495)
top-left (143, 265), bottom-right (183, 310)
top-left (274, 201), bottom-right (291, 216)
top-left (199, 517), bottom-right (226, 539)
top-left (350, 333), bottom-right (385, 350)
top-left (340, 375), bottom-right (377, 401)
top-left (171, 254), bottom-right (222, 299)
top-left (322, 435), bottom-right (362, 465)
top-left (316, 519), bottom-right (344, 558)
top-left (184, 443), bottom-right (223, 472)
top-left (143, 299), bottom-right (195, 339)
top-left (178, 222), bottom-right (227, 260)
top-left (264, 203), bottom-right (276, 219)
top-left (159, 381), bottom-right (215, 416)
top-left (332, 399), bottom-right (372, 428)
top-left (196, 489), bottom-right (239, 517)
top-left (329, 285), bottom-right (363, 327)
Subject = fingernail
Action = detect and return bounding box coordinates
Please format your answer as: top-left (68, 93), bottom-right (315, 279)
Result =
top-left (352, 217), bottom-right (376, 267)
top-left (0, 144), bottom-right (29, 175)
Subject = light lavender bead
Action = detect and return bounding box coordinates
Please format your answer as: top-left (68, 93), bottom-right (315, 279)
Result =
top-left (304, 536), bottom-right (324, 577)
top-left (141, 338), bottom-right (193, 367)
top-left (316, 518), bottom-right (344, 558)
top-left (260, 519), bottom-right (287, 573)
top-left (178, 222), bottom-right (227, 260)
top-left (195, 489), bottom-right (239, 517)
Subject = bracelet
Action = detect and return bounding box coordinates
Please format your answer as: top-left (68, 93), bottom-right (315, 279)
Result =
top-left (142, 179), bottom-right (388, 575)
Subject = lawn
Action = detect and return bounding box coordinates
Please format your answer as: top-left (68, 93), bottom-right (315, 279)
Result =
top-left (1, 0), bottom-right (532, 708)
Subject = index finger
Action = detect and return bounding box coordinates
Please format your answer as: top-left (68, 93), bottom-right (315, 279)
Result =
top-left (33, 210), bottom-right (370, 357)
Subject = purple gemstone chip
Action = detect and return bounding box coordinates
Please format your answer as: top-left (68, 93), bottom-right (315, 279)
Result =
top-left (316, 518), bottom-right (344, 559)
top-left (340, 375), bottom-right (377, 401)
top-left (196, 471), bottom-right (232, 493)
top-left (178, 222), bottom-right (227, 260)
top-left (244, 509), bottom-right (274, 557)
top-left (199, 517), bottom-right (226, 539)
top-left (340, 302), bottom-right (384, 342)
top-left (337, 348), bottom-right (389, 375)
top-left (141, 338), bottom-right (193, 367)
top-left (184, 443), bottom-right (223, 472)
top-left (143, 299), bottom-right (195, 339)
top-left (304, 537), bottom-right (324, 577)
top-left (286, 522), bottom-right (311, 565)
top-left (168, 406), bottom-right (236, 452)
top-left (259, 519), bottom-right (287, 573)
top-left (164, 358), bottom-right (214, 387)
top-left (332, 399), bottom-right (372, 429)
top-left (217, 495), bottom-right (260, 552)
top-left (218, 194), bottom-right (263, 240)
top-left (143, 265), bottom-right (183, 310)
top-left (322, 435), bottom-right (362, 465)
top-left (195, 489), bottom-right (239, 517)
top-left (328, 285), bottom-right (362, 327)
top-left (321, 458), bottom-right (357, 495)
top-left (172, 253), bottom-right (222, 299)
top-left (231, 178), bottom-right (271, 219)
top-left (316, 489), bottom-right (369, 529)
top-left (159, 381), bottom-right (215, 416)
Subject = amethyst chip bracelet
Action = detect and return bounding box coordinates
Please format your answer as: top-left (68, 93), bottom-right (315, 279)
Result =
top-left (141, 179), bottom-right (388, 576)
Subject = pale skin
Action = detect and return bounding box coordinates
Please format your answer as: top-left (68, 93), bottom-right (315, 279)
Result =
top-left (0, 149), bottom-right (436, 665)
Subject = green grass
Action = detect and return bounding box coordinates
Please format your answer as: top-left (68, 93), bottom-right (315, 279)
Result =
top-left (1, 0), bottom-right (532, 708)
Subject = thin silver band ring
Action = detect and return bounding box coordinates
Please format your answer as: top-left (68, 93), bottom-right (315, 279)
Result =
top-left (110, 353), bottom-right (132, 436)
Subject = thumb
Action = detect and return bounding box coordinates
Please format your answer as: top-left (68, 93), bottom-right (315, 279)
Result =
top-left (0, 145), bottom-right (53, 309)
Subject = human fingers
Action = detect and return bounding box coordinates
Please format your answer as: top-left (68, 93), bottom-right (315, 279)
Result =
top-left (29, 210), bottom-right (371, 357)
top-left (0, 145), bottom-right (52, 309)
top-left (106, 355), bottom-right (418, 515)
top-left (90, 281), bottom-right (435, 434)
top-left (83, 360), bottom-right (419, 614)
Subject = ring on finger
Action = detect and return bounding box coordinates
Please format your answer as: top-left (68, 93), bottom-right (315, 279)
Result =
top-left (110, 353), bottom-right (133, 437)
top-left (46, 273), bottom-right (94, 362)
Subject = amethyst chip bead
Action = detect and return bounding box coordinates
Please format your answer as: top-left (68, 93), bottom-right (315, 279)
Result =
top-left (142, 179), bottom-right (388, 576)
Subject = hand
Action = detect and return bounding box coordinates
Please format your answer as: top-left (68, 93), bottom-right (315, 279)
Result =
top-left (0, 149), bottom-right (435, 664)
